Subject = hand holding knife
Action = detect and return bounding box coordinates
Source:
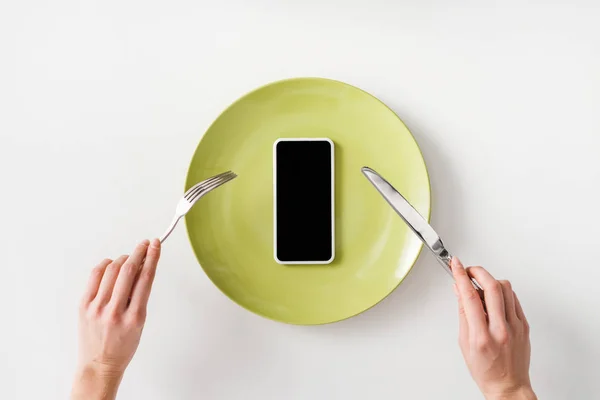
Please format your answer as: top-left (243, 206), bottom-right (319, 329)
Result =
top-left (361, 167), bottom-right (485, 305)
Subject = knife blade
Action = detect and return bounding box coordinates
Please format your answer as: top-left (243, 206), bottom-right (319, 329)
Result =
top-left (361, 166), bottom-right (484, 296)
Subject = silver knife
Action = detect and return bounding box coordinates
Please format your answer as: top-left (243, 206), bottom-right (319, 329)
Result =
top-left (361, 166), bottom-right (484, 297)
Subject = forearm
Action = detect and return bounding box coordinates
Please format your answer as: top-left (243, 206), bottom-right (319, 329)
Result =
top-left (71, 364), bottom-right (123, 400)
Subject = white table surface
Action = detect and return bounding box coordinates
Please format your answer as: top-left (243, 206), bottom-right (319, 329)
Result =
top-left (3, 1), bottom-right (600, 399)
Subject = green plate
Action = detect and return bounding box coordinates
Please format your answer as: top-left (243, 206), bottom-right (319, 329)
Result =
top-left (185, 78), bottom-right (430, 325)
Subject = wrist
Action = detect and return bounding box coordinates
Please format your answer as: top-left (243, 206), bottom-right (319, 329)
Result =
top-left (486, 385), bottom-right (537, 400)
top-left (71, 362), bottom-right (123, 400)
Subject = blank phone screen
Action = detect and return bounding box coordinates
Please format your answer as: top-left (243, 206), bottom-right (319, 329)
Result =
top-left (275, 140), bottom-right (333, 263)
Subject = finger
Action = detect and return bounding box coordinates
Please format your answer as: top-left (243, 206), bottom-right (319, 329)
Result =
top-left (94, 255), bottom-right (128, 306)
top-left (499, 280), bottom-right (517, 322)
top-left (81, 259), bottom-right (112, 305)
top-left (129, 239), bottom-right (161, 313)
top-left (467, 267), bottom-right (506, 329)
top-left (111, 240), bottom-right (150, 310)
top-left (514, 291), bottom-right (527, 322)
top-left (451, 257), bottom-right (487, 335)
top-left (513, 291), bottom-right (529, 334)
top-left (454, 284), bottom-right (468, 342)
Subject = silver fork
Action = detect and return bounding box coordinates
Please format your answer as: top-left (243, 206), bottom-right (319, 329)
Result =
top-left (159, 171), bottom-right (237, 243)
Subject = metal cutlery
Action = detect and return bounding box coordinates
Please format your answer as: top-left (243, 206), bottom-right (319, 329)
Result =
top-left (361, 166), bottom-right (485, 302)
top-left (159, 171), bottom-right (237, 243)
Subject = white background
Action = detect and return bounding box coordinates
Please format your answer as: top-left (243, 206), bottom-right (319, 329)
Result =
top-left (2, 1), bottom-right (600, 399)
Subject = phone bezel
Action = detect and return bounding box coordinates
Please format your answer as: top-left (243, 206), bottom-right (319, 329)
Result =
top-left (273, 138), bottom-right (335, 265)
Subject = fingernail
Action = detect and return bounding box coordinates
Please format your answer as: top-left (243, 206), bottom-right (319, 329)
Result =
top-left (150, 238), bottom-right (161, 249)
top-left (451, 257), bottom-right (463, 269)
top-left (140, 239), bottom-right (150, 247)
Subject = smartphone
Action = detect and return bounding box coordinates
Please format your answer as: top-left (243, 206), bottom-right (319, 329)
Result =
top-left (273, 138), bottom-right (335, 264)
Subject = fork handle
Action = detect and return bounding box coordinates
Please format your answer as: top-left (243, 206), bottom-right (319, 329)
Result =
top-left (160, 215), bottom-right (182, 243)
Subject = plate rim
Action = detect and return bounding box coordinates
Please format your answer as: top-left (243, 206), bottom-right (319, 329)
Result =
top-left (184, 76), bottom-right (432, 325)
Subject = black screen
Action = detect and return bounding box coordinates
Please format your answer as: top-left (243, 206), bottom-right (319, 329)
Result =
top-left (275, 140), bottom-right (333, 263)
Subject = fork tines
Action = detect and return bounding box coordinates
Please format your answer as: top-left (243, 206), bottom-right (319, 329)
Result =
top-left (184, 171), bottom-right (237, 202)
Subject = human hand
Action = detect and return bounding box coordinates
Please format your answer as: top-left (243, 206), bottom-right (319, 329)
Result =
top-left (452, 258), bottom-right (536, 400)
top-left (71, 239), bottom-right (161, 400)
